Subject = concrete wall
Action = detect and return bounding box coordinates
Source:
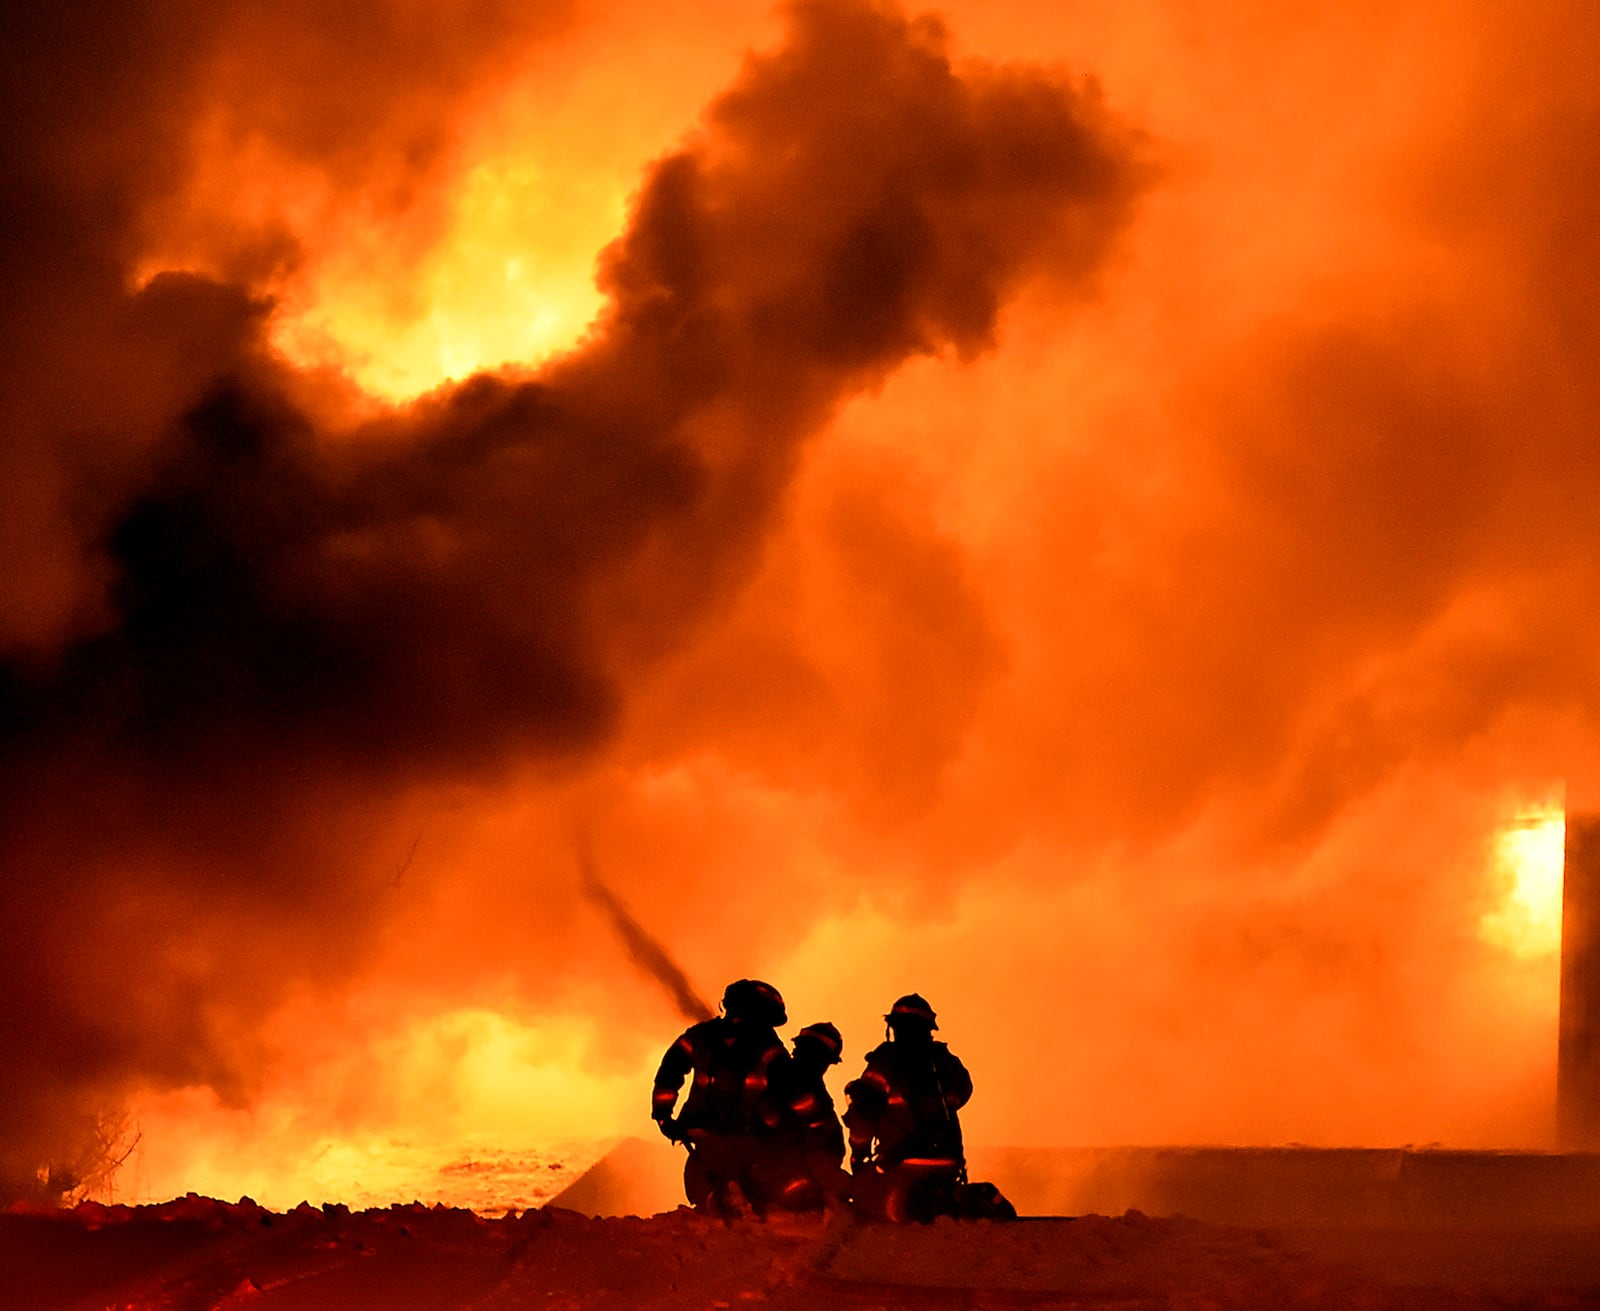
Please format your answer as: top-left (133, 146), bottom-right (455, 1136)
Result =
top-left (1561, 814), bottom-right (1600, 1148)
top-left (555, 1139), bottom-right (1600, 1225)
top-left (969, 1145), bottom-right (1600, 1225)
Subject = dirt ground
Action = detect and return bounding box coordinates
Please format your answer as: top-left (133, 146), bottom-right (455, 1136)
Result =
top-left (4, 1195), bottom-right (1600, 1311)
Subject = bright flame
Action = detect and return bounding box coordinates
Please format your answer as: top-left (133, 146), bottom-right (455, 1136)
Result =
top-left (122, 1006), bottom-right (641, 1211)
top-left (1480, 805), bottom-right (1565, 960)
top-left (269, 154), bottom-right (616, 401)
top-left (133, 122), bottom-right (620, 405)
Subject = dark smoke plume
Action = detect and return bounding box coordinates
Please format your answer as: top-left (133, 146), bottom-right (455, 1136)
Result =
top-left (578, 843), bottom-right (714, 1023)
top-left (0, 0), bottom-right (1143, 1192)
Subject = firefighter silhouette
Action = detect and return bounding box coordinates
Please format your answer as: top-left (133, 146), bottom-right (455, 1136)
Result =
top-left (651, 978), bottom-right (791, 1214)
top-left (843, 992), bottom-right (975, 1221)
top-left (770, 1020), bottom-right (849, 1211)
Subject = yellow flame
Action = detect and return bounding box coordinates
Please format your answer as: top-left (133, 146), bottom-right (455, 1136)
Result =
top-left (132, 129), bottom-right (620, 406)
top-left (1480, 805), bottom-right (1564, 959)
top-left (123, 1008), bottom-right (640, 1210)
top-left (269, 155), bottom-right (616, 402)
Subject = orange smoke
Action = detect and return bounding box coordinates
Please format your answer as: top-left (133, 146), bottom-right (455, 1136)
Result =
top-left (6, 0), bottom-right (1600, 1208)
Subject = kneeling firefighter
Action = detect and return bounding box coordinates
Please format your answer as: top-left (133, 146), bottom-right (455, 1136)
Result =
top-left (770, 1021), bottom-right (849, 1211)
top-left (844, 993), bottom-right (1013, 1221)
top-left (651, 978), bottom-right (791, 1214)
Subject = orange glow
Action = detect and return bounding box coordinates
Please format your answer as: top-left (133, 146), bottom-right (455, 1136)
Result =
top-left (123, 1002), bottom-right (637, 1211)
top-left (131, 1), bottom-right (776, 403)
top-left (266, 154), bottom-right (615, 401)
top-left (1481, 804), bottom-right (1565, 960)
top-left (11, 0), bottom-right (1600, 1211)
top-left (133, 113), bottom-right (619, 403)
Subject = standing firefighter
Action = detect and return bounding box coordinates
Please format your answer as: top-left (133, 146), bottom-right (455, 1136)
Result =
top-left (652, 978), bottom-right (791, 1215)
top-left (844, 992), bottom-right (977, 1221)
top-left (771, 1020), bottom-right (849, 1211)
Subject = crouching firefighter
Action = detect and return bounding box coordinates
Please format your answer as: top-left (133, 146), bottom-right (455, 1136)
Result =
top-left (770, 1021), bottom-right (849, 1212)
top-left (844, 993), bottom-right (1013, 1221)
top-left (652, 978), bottom-right (791, 1215)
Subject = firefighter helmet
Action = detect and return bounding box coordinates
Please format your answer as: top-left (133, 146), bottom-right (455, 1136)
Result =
top-left (721, 978), bottom-right (787, 1027)
top-left (886, 993), bottom-right (938, 1029)
top-left (794, 1021), bottom-right (844, 1064)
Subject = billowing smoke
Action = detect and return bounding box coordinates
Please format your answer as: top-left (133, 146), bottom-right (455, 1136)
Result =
top-left (660, 1), bottom-right (1600, 1150)
top-left (14, 0), bottom-right (1595, 1202)
top-left (0, 0), bottom-right (1142, 1192)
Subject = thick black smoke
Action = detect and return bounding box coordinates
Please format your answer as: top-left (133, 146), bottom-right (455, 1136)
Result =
top-left (0, 0), bottom-right (1143, 1193)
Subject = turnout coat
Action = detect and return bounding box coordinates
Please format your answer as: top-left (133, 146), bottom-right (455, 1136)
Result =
top-left (652, 1016), bottom-right (790, 1136)
top-left (843, 1038), bottom-right (972, 1169)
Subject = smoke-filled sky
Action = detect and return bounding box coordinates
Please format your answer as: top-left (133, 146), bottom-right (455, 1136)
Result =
top-left (4, 0), bottom-right (1599, 1201)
